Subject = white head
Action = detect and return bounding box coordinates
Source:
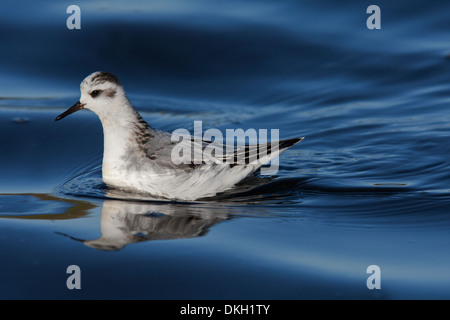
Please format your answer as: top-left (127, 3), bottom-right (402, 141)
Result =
top-left (55, 71), bottom-right (130, 121)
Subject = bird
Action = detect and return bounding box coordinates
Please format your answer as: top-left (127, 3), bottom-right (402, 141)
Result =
top-left (55, 71), bottom-right (304, 200)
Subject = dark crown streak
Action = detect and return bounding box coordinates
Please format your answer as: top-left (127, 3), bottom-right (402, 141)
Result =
top-left (90, 72), bottom-right (121, 86)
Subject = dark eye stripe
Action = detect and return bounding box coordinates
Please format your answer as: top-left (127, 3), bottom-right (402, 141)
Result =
top-left (90, 90), bottom-right (102, 98)
top-left (105, 89), bottom-right (116, 97)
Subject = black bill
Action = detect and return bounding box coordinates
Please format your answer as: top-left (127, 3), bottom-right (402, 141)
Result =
top-left (55, 101), bottom-right (85, 121)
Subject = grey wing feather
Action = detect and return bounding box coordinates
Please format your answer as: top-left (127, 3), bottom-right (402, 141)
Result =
top-left (143, 129), bottom-right (304, 170)
top-left (219, 137), bottom-right (304, 165)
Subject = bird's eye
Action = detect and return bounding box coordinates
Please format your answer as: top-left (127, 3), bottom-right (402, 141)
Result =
top-left (90, 90), bottom-right (102, 98)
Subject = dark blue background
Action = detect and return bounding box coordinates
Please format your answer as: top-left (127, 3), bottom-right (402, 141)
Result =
top-left (1, 0), bottom-right (450, 299)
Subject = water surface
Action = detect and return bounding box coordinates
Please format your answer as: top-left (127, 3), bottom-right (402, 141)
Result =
top-left (1, 0), bottom-right (450, 299)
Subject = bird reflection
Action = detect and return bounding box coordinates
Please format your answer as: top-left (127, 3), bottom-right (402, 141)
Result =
top-left (1, 186), bottom-right (284, 251)
top-left (65, 199), bottom-right (230, 251)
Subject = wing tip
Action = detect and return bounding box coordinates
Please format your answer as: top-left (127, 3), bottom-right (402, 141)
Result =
top-left (279, 137), bottom-right (305, 150)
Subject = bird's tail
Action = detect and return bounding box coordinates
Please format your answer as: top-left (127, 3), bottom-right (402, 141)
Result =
top-left (226, 136), bottom-right (305, 167)
top-left (278, 137), bottom-right (305, 150)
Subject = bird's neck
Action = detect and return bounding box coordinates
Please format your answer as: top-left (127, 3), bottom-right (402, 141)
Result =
top-left (99, 104), bottom-right (151, 177)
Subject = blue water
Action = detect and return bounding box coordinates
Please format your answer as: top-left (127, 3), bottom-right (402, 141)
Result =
top-left (1, 0), bottom-right (450, 299)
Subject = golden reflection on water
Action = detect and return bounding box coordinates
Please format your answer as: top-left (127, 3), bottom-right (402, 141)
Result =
top-left (0, 193), bottom-right (95, 220)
